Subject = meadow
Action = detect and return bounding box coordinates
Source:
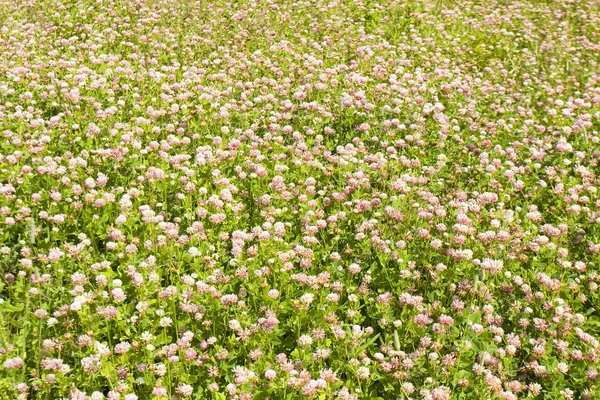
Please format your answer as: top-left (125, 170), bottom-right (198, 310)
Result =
top-left (1, 0), bottom-right (600, 399)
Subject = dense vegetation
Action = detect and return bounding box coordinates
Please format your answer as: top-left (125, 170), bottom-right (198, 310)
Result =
top-left (1, 0), bottom-right (600, 399)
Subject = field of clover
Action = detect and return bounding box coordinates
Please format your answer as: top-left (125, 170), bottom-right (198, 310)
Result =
top-left (1, 0), bottom-right (600, 399)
